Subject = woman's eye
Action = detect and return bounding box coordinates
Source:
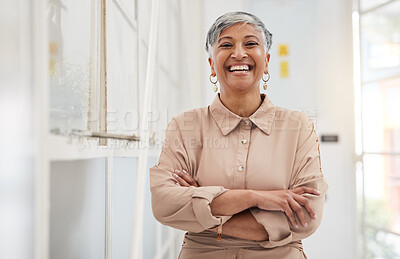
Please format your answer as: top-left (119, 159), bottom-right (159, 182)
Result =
top-left (220, 43), bottom-right (232, 47)
top-left (246, 42), bottom-right (258, 46)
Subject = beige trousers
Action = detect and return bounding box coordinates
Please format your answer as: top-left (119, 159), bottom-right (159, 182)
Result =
top-left (178, 232), bottom-right (307, 259)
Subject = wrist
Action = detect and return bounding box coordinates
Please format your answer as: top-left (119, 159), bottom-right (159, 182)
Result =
top-left (247, 190), bottom-right (259, 208)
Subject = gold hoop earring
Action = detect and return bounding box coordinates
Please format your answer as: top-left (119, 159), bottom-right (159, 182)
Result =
top-left (209, 75), bottom-right (218, 92)
top-left (262, 72), bottom-right (270, 90)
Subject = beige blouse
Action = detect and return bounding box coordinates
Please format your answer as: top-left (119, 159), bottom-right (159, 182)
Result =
top-left (150, 94), bottom-right (328, 258)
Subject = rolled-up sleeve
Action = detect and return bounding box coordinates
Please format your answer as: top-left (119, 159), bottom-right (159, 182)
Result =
top-left (150, 118), bottom-right (230, 233)
top-left (250, 114), bottom-right (328, 248)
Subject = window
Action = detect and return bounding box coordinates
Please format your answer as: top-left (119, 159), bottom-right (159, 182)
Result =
top-left (48, 0), bottom-right (141, 138)
top-left (355, 0), bottom-right (400, 258)
top-left (48, 0), bottom-right (93, 134)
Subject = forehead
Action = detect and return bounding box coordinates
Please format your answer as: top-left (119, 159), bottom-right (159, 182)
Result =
top-left (218, 23), bottom-right (262, 39)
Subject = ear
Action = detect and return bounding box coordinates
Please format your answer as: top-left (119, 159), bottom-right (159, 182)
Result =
top-left (208, 58), bottom-right (216, 76)
top-left (264, 53), bottom-right (270, 74)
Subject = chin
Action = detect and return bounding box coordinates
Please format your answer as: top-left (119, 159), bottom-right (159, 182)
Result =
top-left (229, 85), bottom-right (257, 93)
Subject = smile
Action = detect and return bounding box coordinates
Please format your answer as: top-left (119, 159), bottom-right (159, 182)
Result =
top-left (228, 65), bottom-right (253, 73)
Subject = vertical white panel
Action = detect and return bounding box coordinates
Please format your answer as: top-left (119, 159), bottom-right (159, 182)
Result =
top-left (33, 0), bottom-right (50, 257)
top-left (131, 0), bottom-right (159, 257)
top-left (0, 0), bottom-right (35, 258)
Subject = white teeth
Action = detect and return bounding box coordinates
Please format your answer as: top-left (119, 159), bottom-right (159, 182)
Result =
top-left (229, 65), bottom-right (250, 72)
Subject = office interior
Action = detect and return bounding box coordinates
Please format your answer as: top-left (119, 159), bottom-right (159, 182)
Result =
top-left (1, 0), bottom-right (399, 258)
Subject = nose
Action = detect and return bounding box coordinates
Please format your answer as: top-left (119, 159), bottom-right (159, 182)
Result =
top-left (231, 44), bottom-right (247, 59)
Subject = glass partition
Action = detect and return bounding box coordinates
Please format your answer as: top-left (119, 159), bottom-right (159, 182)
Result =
top-left (112, 157), bottom-right (158, 259)
top-left (50, 158), bottom-right (106, 259)
top-left (48, 0), bottom-right (93, 135)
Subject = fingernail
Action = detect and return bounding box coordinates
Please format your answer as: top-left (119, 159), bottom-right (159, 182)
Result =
top-left (175, 182), bottom-right (180, 186)
top-left (295, 225), bottom-right (299, 228)
top-left (182, 170), bottom-right (188, 174)
top-left (304, 223), bottom-right (308, 227)
top-left (313, 215), bottom-right (317, 220)
top-left (175, 169), bottom-right (180, 173)
top-left (172, 173), bottom-right (178, 177)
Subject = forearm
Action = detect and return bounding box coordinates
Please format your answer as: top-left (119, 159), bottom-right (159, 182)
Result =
top-left (210, 210), bottom-right (268, 241)
top-left (210, 189), bottom-right (256, 216)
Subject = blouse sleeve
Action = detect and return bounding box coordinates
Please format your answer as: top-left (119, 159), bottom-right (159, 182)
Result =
top-left (249, 113), bottom-right (328, 248)
top-left (150, 118), bottom-right (231, 233)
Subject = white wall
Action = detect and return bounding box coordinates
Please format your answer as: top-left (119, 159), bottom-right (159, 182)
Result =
top-left (0, 1), bottom-right (35, 258)
top-left (202, 0), bottom-right (357, 258)
top-left (311, 1), bottom-right (356, 258)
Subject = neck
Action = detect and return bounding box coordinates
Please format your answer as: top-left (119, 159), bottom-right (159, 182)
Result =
top-left (219, 89), bottom-right (262, 118)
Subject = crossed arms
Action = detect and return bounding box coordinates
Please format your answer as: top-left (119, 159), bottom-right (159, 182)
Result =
top-left (173, 169), bottom-right (320, 241)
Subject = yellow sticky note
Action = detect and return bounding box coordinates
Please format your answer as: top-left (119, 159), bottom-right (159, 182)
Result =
top-left (49, 42), bottom-right (58, 55)
top-left (280, 61), bottom-right (289, 78)
top-left (278, 44), bottom-right (289, 56)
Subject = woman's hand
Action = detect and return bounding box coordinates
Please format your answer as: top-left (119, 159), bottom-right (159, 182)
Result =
top-left (253, 187), bottom-right (321, 228)
top-left (172, 169), bottom-right (199, 187)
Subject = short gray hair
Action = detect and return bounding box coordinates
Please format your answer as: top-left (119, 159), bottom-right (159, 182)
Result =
top-left (205, 11), bottom-right (272, 58)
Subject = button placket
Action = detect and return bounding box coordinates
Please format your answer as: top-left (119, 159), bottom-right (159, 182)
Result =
top-left (233, 119), bottom-right (252, 189)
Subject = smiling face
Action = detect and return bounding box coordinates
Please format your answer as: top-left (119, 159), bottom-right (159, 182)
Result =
top-left (209, 23), bottom-right (270, 95)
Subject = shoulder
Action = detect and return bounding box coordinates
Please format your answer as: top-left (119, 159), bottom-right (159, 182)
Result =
top-left (274, 106), bottom-right (309, 123)
top-left (170, 107), bottom-right (209, 131)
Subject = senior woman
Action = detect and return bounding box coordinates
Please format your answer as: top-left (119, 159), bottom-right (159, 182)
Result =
top-left (150, 11), bottom-right (328, 258)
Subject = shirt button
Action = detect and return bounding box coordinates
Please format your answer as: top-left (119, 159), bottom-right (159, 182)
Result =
top-left (241, 139), bottom-right (247, 144)
top-left (237, 166), bottom-right (244, 172)
top-left (244, 120), bottom-right (250, 125)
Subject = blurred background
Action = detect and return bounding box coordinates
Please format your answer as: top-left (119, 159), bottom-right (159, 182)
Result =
top-left (0, 0), bottom-right (399, 258)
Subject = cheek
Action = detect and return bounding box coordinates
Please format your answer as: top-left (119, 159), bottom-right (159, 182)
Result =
top-left (214, 52), bottom-right (229, 67)
top-left (214, 60), bottom-right (227, 73)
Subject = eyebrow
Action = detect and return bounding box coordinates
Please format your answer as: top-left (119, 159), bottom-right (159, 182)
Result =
top-left (218, 35), bottom-right (260, 43)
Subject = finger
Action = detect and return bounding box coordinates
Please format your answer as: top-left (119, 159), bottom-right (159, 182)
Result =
top-left (294, 195), bottom-right (317, 220)
top-left (293, 186), bottom-right (321, 196)
top-left (176, 169), bottom-right (199, 187)
top-left (289, 197), bottom-right (307, 227)
top-left (303, 187), bottom-right (321, 196)
top-left (183, 170), bottom-right (199, 187)
top-left (284, 207), bottom-right (299, 229)
top-left (172, 172), bottom-right (190, 187)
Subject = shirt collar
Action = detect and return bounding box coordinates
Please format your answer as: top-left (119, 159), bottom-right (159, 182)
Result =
top-left (209, 93), bottom-right (276, 136)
